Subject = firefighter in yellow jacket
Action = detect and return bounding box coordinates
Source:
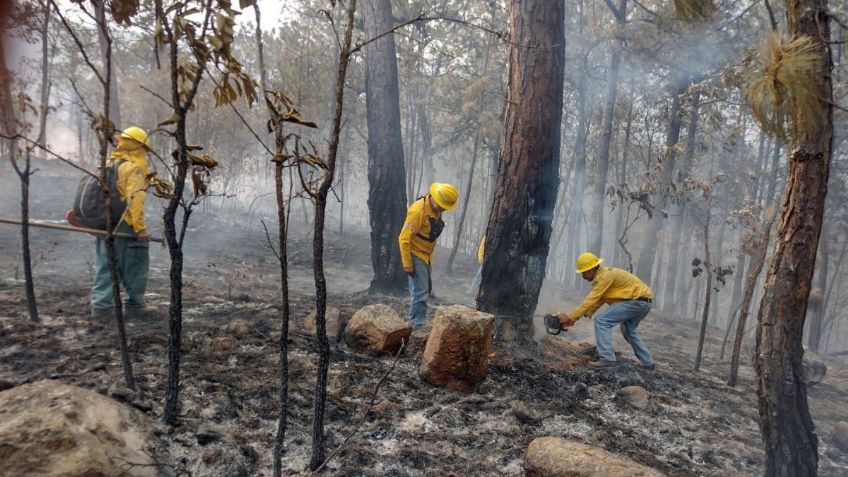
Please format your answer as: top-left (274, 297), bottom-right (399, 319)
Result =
top-left (90, 127), bottom-right (154, 319)
top-left (558, 252), bottom-right (656, 369)
top-left (398, 182), bottom-right (458, 329)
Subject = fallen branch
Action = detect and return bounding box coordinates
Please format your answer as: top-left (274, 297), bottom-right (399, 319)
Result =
top-left (313, 339), bottom-right (406, 473)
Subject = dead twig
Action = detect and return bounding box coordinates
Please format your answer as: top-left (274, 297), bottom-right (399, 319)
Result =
top-left (313, 339), bottom-right (406, 473)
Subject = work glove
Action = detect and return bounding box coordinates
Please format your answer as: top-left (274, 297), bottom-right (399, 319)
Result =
top-left (137, 230), bottom-right (151, 242)
top-left (404, 267), bottom-right (414, 277)
top-left (557, 313), bottom-right (576, 328)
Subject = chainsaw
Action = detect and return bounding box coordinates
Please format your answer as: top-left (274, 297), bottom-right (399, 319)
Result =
top-left (544, 314), bottom-right (566, 335)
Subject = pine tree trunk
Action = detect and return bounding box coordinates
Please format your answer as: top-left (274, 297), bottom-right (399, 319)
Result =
top-left (588, 0), bottom-right (626, 255)
top-left (753, 3), bottom-right (831, 474)
top-left (568, 55), bottom-right (590, 289)
top-left (694, 216), bottom-right (712, 371)
top-left (363, 0), bottom-right (407, 294)
top-left (636, 78), bottom-right (688, 282)
top-left (477, 0), bottom-right (565, 346)
top-left (663, 92), bottom-right (700, 311)
top-left (92, 0), bottom-right (120, 127)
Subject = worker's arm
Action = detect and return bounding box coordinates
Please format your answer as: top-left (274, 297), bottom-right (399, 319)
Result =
top-left (398, 203), bottom-right (423, 273)
top-left (568, 273), bottom-right (614, 320)
top-left (123, 164), bottom-right (148, 234)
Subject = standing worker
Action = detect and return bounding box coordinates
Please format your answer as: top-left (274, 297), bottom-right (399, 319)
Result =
top-left (71, 127), bottom-right (155, 320)
top-left (557, 252), bottom-right (655, 369)
top-left (398, 182), bottom-right (458, 329)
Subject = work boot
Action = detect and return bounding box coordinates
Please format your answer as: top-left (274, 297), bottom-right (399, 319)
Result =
top-left (91, 307), bottom-right (114, 319)
top-left (589, 359), bottom-right (616, 369)
top-left (126, 305), bottom-right (160, 321)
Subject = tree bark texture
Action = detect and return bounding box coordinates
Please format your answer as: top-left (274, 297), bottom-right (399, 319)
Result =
top-left (753, 1), bottom-right (832, 474)
top-left (362, 0), bottom-right (408, 294)
top-left (477, 0), bottom-right (565, 341)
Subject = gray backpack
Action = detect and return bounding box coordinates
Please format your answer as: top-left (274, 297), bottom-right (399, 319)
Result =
top-left (73, 160), bottom-right (127, 230)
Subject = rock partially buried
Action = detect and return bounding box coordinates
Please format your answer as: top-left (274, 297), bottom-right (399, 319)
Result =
top-left (304, 306), bottom-right (345, 338)
top-left (345, 304), bottom-right (411, 355)
top-left (0, 380), bottom-right (157, 477)
top-left (226, 318), bottom-right (250, 338)
top-left (524, 437), bottom-right (666, 477)
top-left (420, 305), bottom-right (494, 392)
top-left (211, 336), bottom-right (237, 352)
top-left (834, 421), bottom-right (848, 452)
top-left (615, 385), bottom-right (651, 411)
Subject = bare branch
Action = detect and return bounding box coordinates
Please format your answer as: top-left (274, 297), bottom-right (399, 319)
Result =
top-left (260, 219), bottom-right (282, 260)
top-left (1, 133), bottom-right (100, 181)
top-left (49, 0), bottom-right (106, 86)
top-left (139, 85), bottom-right (176, 108)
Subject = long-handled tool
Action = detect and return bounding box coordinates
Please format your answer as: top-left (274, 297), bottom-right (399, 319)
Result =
top-left (0, 217), bottom-right (164, 244)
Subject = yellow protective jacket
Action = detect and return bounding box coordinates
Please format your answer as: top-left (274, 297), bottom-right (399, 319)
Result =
top-left (398, 196), bottom-right (444, 269)
top-left (110, 140), bottom-right (149, 233)
top-left (569, 267), bottom-right (653, 320)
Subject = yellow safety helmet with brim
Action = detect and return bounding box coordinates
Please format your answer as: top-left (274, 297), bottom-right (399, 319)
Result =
top-left (576, 252), bottom-right (603, 273)
top-left (120, 126), bottom-right (150, 148)
top-left (429, 182), bottom-right (458, 211)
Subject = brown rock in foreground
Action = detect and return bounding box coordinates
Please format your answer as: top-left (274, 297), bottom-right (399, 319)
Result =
top-left (615, 385), bottom-right (652, 411)
top-left (524, 437), bottom-right (666, 477)
top-left (0, 380), bottom-right (157, 477)
top-left (344, 304), bottom-right (411, 354)
top-left (420, 305), bottom-right (494, 392)
top-left (304, 306), bottom-right (345, 338)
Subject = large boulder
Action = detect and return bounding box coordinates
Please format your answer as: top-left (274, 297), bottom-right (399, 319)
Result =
top-left (344, 304), bottom-right (411, 354)
top-left (420, 305), bottom-right (494, 392)
top-left (524, 437), bottom-right (666, 477)
top-left (0, 380), bottom-right (157, 477)
top-left (304, 306), bottom-right (345, 339)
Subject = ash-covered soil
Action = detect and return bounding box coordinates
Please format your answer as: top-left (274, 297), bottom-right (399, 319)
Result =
top-left (1, 169), bottom-right (847, 476)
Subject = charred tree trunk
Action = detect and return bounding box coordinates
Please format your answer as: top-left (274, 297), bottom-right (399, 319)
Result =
top-left (636, 78), bottom-right (688, 282)
top-left (92, 0), bottom-right (120, 127)
top-left (363, 0), bottom-right (407, 294)
top-left (308, 2), bottom-right (355, 469)
top-left (613, 79), bottom-right (635, 266)
top-left (477, 0), bottom-right (565, 345)
top-left (694, 213), bottom-right (713, 371)
top-left (1, 20), bottom-right (39, 322)
top-left (588, 0), bottom-right (626, 255)
top-left (36, 0), bottom-right (51, 160)
top-left (663, 92), bottom-right (700, 311)
top-left (753, 4), bottom-right (832, 474)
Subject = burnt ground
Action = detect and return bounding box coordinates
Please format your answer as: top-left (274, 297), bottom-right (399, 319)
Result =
top-left (1, 169), bottom-right (848, 476)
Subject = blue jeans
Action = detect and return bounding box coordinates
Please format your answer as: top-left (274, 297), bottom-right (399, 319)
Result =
top-left (91, 223), bottom-right (150, 311)
top-left (594, 300), bottom-right (653, 366)
top-left (408, 256), bottom-right (431, 328)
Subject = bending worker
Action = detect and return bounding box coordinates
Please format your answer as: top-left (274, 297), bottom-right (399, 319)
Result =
top-left (558, 252), bottom-right (655, 369)
top-left (398, 182), bottom-right (458, 329)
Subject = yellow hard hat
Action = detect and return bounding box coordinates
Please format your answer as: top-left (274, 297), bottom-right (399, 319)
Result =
top-left (576, 252), bottom-right (603, 273)
top-left (429, 182), bottom-right (458, 211)
top-left (120, 126), bottom-right (150, 147)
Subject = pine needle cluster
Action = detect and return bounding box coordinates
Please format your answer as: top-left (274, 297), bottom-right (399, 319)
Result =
top-left (746, 32), bottom-right (823, 142)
